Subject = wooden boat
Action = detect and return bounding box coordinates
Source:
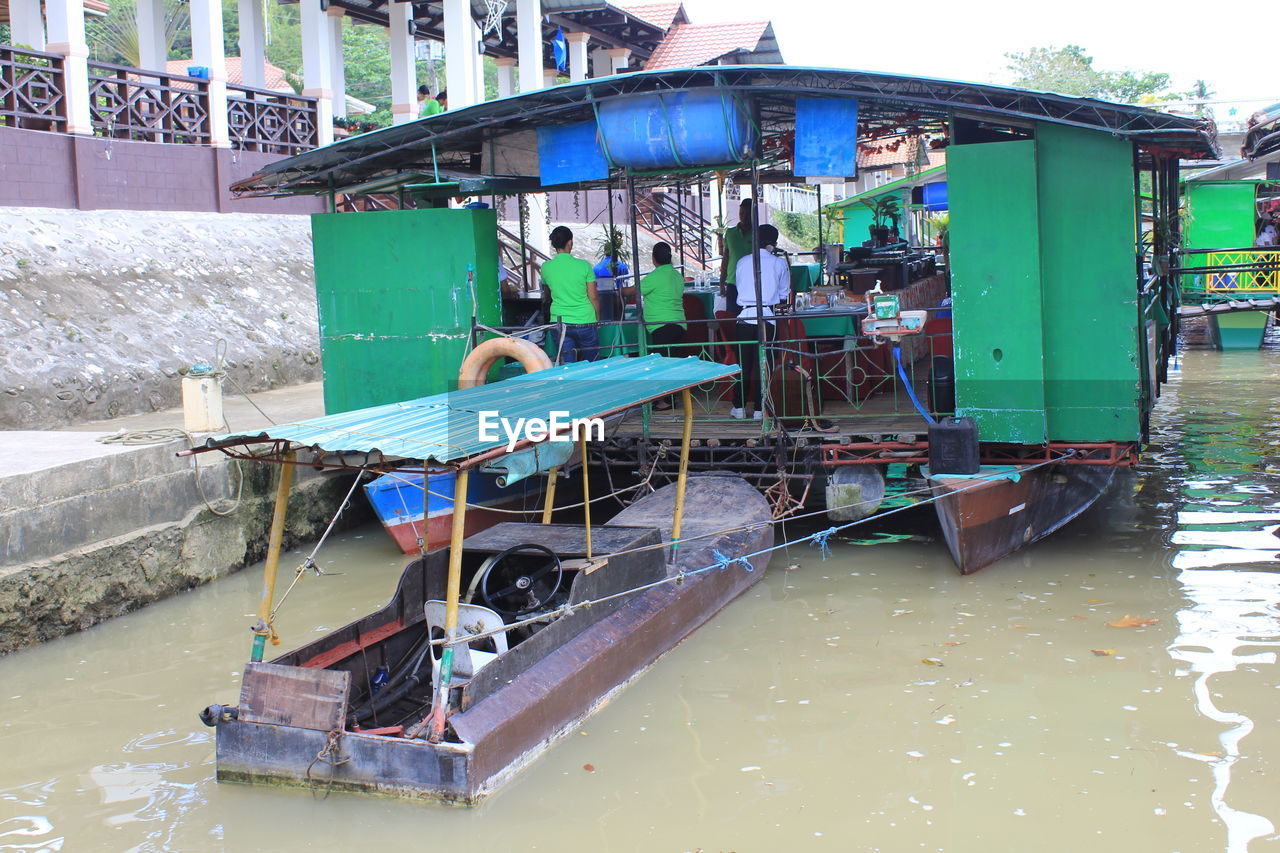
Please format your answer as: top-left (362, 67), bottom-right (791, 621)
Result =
top-left (203, 477), bottom-right (770, 803)
top-left (189, 353), bottom-right (767, 803)
top-left (928, 463), bottom-right (1115, 573)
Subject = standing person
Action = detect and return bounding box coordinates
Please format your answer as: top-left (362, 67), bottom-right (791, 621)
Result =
top-left (719, 198), bottom-right (754, 317)
top-left (731, 224), bottom-right (790, 419)
top-left (542, 226), bottom-right (600, 363)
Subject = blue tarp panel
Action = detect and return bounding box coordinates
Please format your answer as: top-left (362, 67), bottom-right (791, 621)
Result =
top-left (922, 180), bottom-right (949, 211)
top-left (596, 90), bottom-right (756, 170)
top-left (537, 121), bottom-right (610, 186)
top-left (794, 97), bottom-right (859, 178)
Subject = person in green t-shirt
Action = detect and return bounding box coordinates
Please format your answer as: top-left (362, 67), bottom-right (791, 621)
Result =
top-left (622, 242), bottom-right (686, 351)
top-left (418, 85), bottom-right (445, 117)
top-left (542, 226), bottom-right (600, 362)
top-left (719, 198), bottom-right (754, 317)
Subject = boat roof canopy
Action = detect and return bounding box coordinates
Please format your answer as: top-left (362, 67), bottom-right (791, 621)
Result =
top-left (233, 66), bottom-right (1218, 199)
top-left (188, 355), bottom-right (738, 469)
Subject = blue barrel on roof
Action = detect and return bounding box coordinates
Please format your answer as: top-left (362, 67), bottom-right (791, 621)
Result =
top-left (596, 89), bottom-right (757, 170)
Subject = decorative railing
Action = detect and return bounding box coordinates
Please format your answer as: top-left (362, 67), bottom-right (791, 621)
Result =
top-left (227, 83), bottom-right (318, 155)
top-left (87, 61), bottom-right (211, 143)
top-left (1206, 249), bottom-right (1280, 292)
top-left (0, 44), bottom-right (66, 131)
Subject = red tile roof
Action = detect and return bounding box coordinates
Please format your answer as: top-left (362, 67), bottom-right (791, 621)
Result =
top-left (622, 2), bottom-right (686, 31)
top-left (644, 21), bottom-right (769, 71)
top-left (166, 57), bottom-right (292, 91)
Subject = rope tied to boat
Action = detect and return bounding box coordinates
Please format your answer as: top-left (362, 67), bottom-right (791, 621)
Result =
top-left (809, 526), bottom-right (838, 560)
top-left (712, 549), bottom-right (754, 573)
top-left (306, 729), bottom-right (351, 786)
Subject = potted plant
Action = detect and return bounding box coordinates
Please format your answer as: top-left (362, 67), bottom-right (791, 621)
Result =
top-left (860, 195), bottom-right (901, 244)
top-left (591, 227), bottom-right (631, 323)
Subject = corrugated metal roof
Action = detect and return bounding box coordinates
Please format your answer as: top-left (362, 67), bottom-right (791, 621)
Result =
top-left (199, 355), bottom-right (738, 466)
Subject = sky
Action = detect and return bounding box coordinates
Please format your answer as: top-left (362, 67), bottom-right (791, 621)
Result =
top-left (680, 0), bottom-right (1276, 120)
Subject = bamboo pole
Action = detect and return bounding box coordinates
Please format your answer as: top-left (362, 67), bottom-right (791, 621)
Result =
top-left (250, 450), bottom-right (296, 662)
top-left (671, 387), bottom-right (694, 553)
top-left (541, 466), bottom-right (558, 524)
top-left (428, 466), bottom-right (469, 743)
top-left (579, 433), bottom-right (592, 560)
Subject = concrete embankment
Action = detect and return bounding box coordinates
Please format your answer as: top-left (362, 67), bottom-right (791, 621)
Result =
top-left (0, 207), bottom-right (321, 430)
top-left (0, 384), bottom-right (372, 655)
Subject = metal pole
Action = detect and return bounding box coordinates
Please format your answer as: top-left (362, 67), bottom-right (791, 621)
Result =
top-left (518, 193), bottom-right (529, 292)
top-left (698, 181), bottom-right (707, 266)
top-left (815, 183), bottom-right (824, 284)
top-left (427, 466), bottom-right (469, 743)
top-left (628, 172), bottom-right (647, 355)
top-left (675, 182), bottom-right (686, 273)
top-left (670, 387), bottom-right (694, 553)
top-left (749, 163), bottom-right (767, 425)
top-left (250, 450), bottom-right (296, 662)
top-left (579, 434), bottom-right (592, 559)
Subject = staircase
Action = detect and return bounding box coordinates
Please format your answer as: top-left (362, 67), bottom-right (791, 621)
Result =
top-left (636, 189), bottom-right (717, 268)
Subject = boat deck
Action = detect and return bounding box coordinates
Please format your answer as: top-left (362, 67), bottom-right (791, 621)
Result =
top-left (609, 396), bottom-right (932, 443)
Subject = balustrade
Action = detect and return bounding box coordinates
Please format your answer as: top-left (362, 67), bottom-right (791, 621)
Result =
top-left (227, 83), bottom-right (319, 155)
top-left (0, 45), bottom-right (67, 131)
top-left (87, 61), bottom-right (211, 144)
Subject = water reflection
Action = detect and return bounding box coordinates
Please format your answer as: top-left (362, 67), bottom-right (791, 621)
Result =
top-left (1162, 347), bottom-right (1280, 851)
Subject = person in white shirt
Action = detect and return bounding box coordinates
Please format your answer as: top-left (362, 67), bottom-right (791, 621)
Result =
top-left (731, 224), bottom-right (791, 419)
top-left (1256, 222), bottom-right (1277, 247)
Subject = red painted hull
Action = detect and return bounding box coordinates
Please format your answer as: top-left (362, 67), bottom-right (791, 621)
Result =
top-left (384, 499), bottom-right (536, 554)
top-left (930, 464), bottom-right (1114, 574)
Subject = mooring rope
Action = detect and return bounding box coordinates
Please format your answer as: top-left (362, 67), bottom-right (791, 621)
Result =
top-left (423, 451), bottom-right (1074, 648)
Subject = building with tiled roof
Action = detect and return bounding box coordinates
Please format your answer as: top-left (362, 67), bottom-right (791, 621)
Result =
top-left (621, 2), bottom-right (689, 31)
top-left (645, 20), bottom-right (782, 70)
top-left (166, 57), bottom-right (292, 92)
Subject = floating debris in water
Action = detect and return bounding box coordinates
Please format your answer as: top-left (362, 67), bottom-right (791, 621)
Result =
top-left (1108, 615), bottom-right (1159, 628)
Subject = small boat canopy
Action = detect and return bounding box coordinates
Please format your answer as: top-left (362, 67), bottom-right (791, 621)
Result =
top-left (186, 355), bottom-right (737, 469)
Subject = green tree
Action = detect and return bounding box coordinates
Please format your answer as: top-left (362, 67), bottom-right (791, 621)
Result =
top-left (1006, 45), bottom-right (1177, 104)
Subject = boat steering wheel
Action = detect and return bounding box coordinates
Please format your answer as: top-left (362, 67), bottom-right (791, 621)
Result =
top-left (474, 544), bottom-right (564, 618)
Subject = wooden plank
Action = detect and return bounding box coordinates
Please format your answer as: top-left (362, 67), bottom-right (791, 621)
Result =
top-left (238, 662), bottom-right (350, 732)
top-left (462, 523), bottom-right (650, 557)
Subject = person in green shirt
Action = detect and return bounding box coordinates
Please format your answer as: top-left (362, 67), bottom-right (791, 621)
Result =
top-left (622, 242), bottom-right (686, 352)
top-left (718, 198), bottom-right (754, 316)
top-left (419, 86), bottom-right (445, 117)
top-left (542, 226), bottom-right (600, 362)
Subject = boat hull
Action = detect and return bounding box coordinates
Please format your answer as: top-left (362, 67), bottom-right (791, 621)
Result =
top-left (210, 476), bottom-right (773, 803)
top-left (365, 470), bottom-right (539, 554)
top-left (930, 463), bottom-right (1114, 574)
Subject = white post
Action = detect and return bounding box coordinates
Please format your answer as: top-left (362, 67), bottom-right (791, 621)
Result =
top-left (542, 68), bottom-right (558, 89)
top-left (516, 0), bottom-right (543, 92)
top-left (237, 0), bottom-right (266, 89)
top-left (300, 0), bottom-right (335, 144)
top-left (470, 17), bottom-right (486, 103)
top-left (443, 0), bottom-right (477, 109)
top-left (190, 0), bottom-right (230, 147)
top-left (328, 6), bottom-right (347, 119)
top-left (44, 0), bottom-right (91, 135)
top-left (135, 0), bottom-right (165, 71)
top-left (590, 47), bottom-right (610, 78)
top-left (606, 47), bottom-right (631, 75)
top-left (387, 0), bottom-right (416, 124)
top-left (496, 56), bottom-right (516, 97)
top-left (9, 0), bottom-right (46, 50)
top-left (566, 31), bottom-right (589, 83)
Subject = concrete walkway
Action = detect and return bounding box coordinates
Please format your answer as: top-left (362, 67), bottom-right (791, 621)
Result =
top-left (0, 381), bottom-right (350, 654)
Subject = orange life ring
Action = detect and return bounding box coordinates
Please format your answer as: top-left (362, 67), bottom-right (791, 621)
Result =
top-left (457, 337), bottom-right (553, 389)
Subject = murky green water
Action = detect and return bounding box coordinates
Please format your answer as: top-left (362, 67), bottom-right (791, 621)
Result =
top-left (3, 347), bottom-right (1279, 852)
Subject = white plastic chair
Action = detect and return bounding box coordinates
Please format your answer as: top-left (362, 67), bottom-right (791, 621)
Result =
top-left (423, 600), bottom-right (508, 681)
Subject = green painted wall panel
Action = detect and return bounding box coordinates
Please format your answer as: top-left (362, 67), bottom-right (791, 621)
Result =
top-left (1035, 122), bottom-right (1140, 441)
top-left (1184, 182), bottom-right (1256, 250)
top-left (311, 208), bottom-right (502, 414)
top-left (840, 208), bottom-right (874, 250)
top-left (947, 139), bottom-right (1047, 443)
